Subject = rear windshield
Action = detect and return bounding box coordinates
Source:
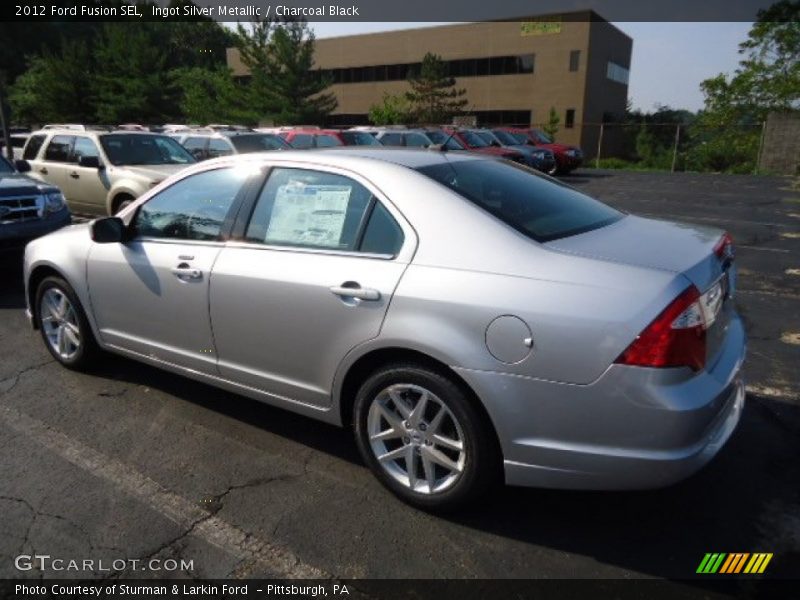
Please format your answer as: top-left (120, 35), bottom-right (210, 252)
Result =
top-left (417, 159), bottom-right (622, 242)
top-left (230, 134), bottom-right (287, 153)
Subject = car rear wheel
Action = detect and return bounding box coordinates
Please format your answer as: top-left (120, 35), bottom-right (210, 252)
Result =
top-left (36, 276), bottom-right (99, 370)
top-left (353, 363), bottom-right (500, 511)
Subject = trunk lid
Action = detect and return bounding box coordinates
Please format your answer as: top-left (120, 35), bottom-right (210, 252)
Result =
top-left (547, 215), bottom-right (736, 367)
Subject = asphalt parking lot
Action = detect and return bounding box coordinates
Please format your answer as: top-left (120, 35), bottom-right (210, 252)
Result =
top-left (0, 170), bottom-right (798, 586)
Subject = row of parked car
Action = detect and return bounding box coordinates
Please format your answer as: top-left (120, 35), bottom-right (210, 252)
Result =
top-left (1, 123), bottom-right (582, 252)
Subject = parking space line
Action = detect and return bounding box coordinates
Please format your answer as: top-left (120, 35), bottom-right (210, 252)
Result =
top-left (738, 245), bottom-right (790, 253)
top-left (0, 403), bottom-right (325, 579)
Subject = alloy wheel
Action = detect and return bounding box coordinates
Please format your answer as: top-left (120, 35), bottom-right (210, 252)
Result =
top-left (40, 288), bottom-right (81, 360)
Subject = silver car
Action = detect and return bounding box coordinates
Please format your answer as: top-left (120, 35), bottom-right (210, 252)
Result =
top-left (23, 149), bottom-right (746, 510)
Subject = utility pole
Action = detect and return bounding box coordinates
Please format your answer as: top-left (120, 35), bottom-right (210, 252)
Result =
top-left (595, 122), bottom-right (604, 169)
top-left (0, 77), bottom-right (12, 162)
top-left (670, 124), bottom-right (681, 173)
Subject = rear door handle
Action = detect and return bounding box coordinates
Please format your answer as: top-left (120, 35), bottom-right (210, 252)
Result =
top-left (329, 284), bottom-right (381, 301)
top-left (69, 171), bottom-right (79, 179)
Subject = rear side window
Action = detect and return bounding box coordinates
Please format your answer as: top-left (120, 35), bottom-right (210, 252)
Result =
top-left (380, 133), bottom-right (403, 146)
top-left (360, 202), bottom-right (404, 255)
top-left (417, 160), bottom-right (622, 242)
top-left (246, 168), bottom-right (375, 251)
top-left (44, 135), bottom-right (74, 162)
top-left (23, 134), bottom-right (46, 160)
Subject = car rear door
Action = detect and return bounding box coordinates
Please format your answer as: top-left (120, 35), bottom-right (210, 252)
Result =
top-left (61, 136), bottom-right (109, 214)
top-left (30, 135), bottom-right (74, 195)
top-left (87, 165), bottom-right (255, 373)
top-left (209, 165), bottom-right (413, 408)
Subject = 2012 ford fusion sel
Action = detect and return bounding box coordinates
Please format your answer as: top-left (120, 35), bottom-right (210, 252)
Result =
top-left (23, 149), bottom-right (745, 510)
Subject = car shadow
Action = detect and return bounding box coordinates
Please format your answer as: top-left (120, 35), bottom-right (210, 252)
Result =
top-left (88, 351), bottom-right (799, 584)
top-left (0, 253), bottom-right (25, 309)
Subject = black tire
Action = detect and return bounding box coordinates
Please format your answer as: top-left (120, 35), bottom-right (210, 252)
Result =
top-left (353, 363), bottom-right (501, 511)
top-left (35, 276), bottom-right (100, 371)
top-left (113, 195), bottom-right (134, 215)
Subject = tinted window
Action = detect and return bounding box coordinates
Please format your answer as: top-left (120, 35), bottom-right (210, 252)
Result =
top-left (183, 137), bottom-right (207, 151)
top-left (532, 128), bottom-right (553, 144)
top-left (289, 134), bottom-right (313, 149)
top-left (135, 168), bottom-right (249, 241)
top-left (246, 168), bottom-right (373, 251)
top-left (315, 134), bottom-right (342, 148)
top-left (44, 136), bottom-right (74, 162)
top-left (0, 156), bottom-right (13, 173)
top-left (360, 202), bottom-right (404, 255)
top-left (71, 137), bottom-right (100, 163)
top-left (405, 133), bottom-right (431, 148)
top-left (339, 131), bottom-right (380, 146)
top-left (417, 160), bottom-right (622, 242)
top-left (379, 133), bottom-right (403, 146)
top-left (11, 137), bottom-right (28, 148)
top-left (23, 135), bottom-right (46, 160)
top-left (492, 130), bottom-right (520, 145)
top-left (425, 130), bottom-right (465, 150)
top-left (569, 50), bottom-right (581, 72)
top-left (208, 137), bottom-right (234, 158)
top-left (461, 131), bottom-right (488, 148)
top-left (230, 134), bottom-right (287, 152)
top-left (101, 134), bottom-right (195, 166)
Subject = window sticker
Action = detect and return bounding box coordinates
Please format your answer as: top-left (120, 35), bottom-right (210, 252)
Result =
top-left (265, 182), bottom-right (352, 247)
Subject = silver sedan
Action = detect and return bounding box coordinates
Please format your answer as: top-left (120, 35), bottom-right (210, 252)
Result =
top-left (23, 149), bottom-right (746, 510)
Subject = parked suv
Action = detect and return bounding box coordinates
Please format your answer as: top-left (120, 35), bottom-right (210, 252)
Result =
top-left (0, 154), bottom-right (70, 251)
top-left (497, 127), bottom-right (583, 174)
top-left (21, 130), bottom-right (196, 215)
top-left (176, 131), bottom-right (291, 160)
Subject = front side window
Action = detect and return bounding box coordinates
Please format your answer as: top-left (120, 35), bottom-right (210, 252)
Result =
top-left (246, 168), bottom-right (382, 252)
top-left (461, 131), bottom-right (489, 148)
top-left (417, 159), bottom-right (622, 242)
top-left (134, 168), bottom-right (250, 241)
top-left (23, 134), bottom-right (46, 160)
top-left (44, 136), bottom-right (75, 162)
top-left (100, 134), bottom-right (195, 166)
top-left (492, 130), bottom-right (520, 146)
top-left (71, 137), bottom-right (100, 163)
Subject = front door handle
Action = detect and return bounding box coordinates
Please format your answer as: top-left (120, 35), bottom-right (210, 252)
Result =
top-left (39, 167), bottom-right (48, 175)
top-left (69, 171), bottom-right (79, 179)
top-left (171, 263), bottom-right (202, 281)
top-left (329, 283), bottom-right (381, 301)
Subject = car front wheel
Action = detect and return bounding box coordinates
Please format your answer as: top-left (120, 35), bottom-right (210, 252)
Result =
top-left (354, 363), bottom-right (500, 511)
top-left (36, 276), bottom-right (99, 370)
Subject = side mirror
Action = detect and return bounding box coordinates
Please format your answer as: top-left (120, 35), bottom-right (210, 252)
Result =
top-left (14, 159), bottom-right (31, 173)
top-left (91, 217), bottom-right (125, 244)
top-left (79, 156), bottom-right (102, 169)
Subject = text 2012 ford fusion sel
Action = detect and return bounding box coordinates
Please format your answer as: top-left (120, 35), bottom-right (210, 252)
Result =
top-left (23, 148), bottom-right (745, 510)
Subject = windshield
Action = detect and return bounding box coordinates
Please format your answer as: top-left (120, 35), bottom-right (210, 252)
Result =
top-left (475, 131), bottom-right (500, 146)
top-left (100, 134), bottom-right (195, 166)
top-left (230, 134), bottom-right (288, 153)
top-left (425, 131), bottom-right (465, 151)
top-left (493, 130), bottom-right (522, 146)
top-left (532, 129), bottom-right (553, 144)
top-left (0, 156), bottom-right (13, 173)
top-left (417, 159), bottom-right (622, 242)
top-left (460, 131), bottom-right (489, 148)
top-left (340, 131), bottom-right (381, 146)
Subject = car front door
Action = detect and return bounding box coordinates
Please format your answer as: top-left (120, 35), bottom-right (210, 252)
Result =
top-left (87, 166), bottom-right (254, 373)
top-left (210, 165), bottom-right (412, 408)
top-left (61, 136), bottom-right (109, 214)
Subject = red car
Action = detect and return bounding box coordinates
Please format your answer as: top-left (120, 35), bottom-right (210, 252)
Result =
top-left (437, 128), bottom-right (526, 164)
top-left (496, 127), bottom-right (583, 174)
top-left (279, 129), bottom-right (381, 149)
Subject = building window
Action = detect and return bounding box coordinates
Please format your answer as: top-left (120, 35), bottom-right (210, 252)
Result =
top-left (565, 109), bottom-right (575, 128)
top-left (569, 50), bottom-right (580, 72)
top-left (606, 61), bottom-right (630, 85)
top-left (519, 54), bottom-right (535, 74)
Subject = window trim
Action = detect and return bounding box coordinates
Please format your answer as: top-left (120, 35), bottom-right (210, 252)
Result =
top-left (230, 161), bottom-right (415, 262)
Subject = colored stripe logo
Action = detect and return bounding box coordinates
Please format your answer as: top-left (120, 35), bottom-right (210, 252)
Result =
top-left (697, 553), bottom-right (773, 574)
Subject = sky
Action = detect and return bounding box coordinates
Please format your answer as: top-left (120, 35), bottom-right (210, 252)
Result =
top-left (310, 22), bottom-right (755, 113)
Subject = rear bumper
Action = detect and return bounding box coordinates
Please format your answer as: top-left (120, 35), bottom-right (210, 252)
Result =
top-left (454, 314), bottom-right (746, 490)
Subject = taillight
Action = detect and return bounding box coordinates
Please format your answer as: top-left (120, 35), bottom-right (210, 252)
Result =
top-left (616, 285), bottom-right (707, 371)
top-left (714, 232), bottom-right (734, 262)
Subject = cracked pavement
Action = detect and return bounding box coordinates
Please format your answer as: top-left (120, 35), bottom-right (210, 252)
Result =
top-left (0, 170), bottom-right (798, 583)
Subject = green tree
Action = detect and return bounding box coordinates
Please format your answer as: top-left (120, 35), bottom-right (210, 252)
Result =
top-left (175, 67), bottom-right (258, 125)
top-left (9, 40), bottom-right (96, 124)
top-left (543, 106), bottom-right (560, 140)
top-left (236, 18), bottom-right (336, 124)
top-left (93, 24), bottom-right (179, 124)
top-left (405, 53), bottom-right (468, 124)
top-left (368, 93), bottom-right (411, 125)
